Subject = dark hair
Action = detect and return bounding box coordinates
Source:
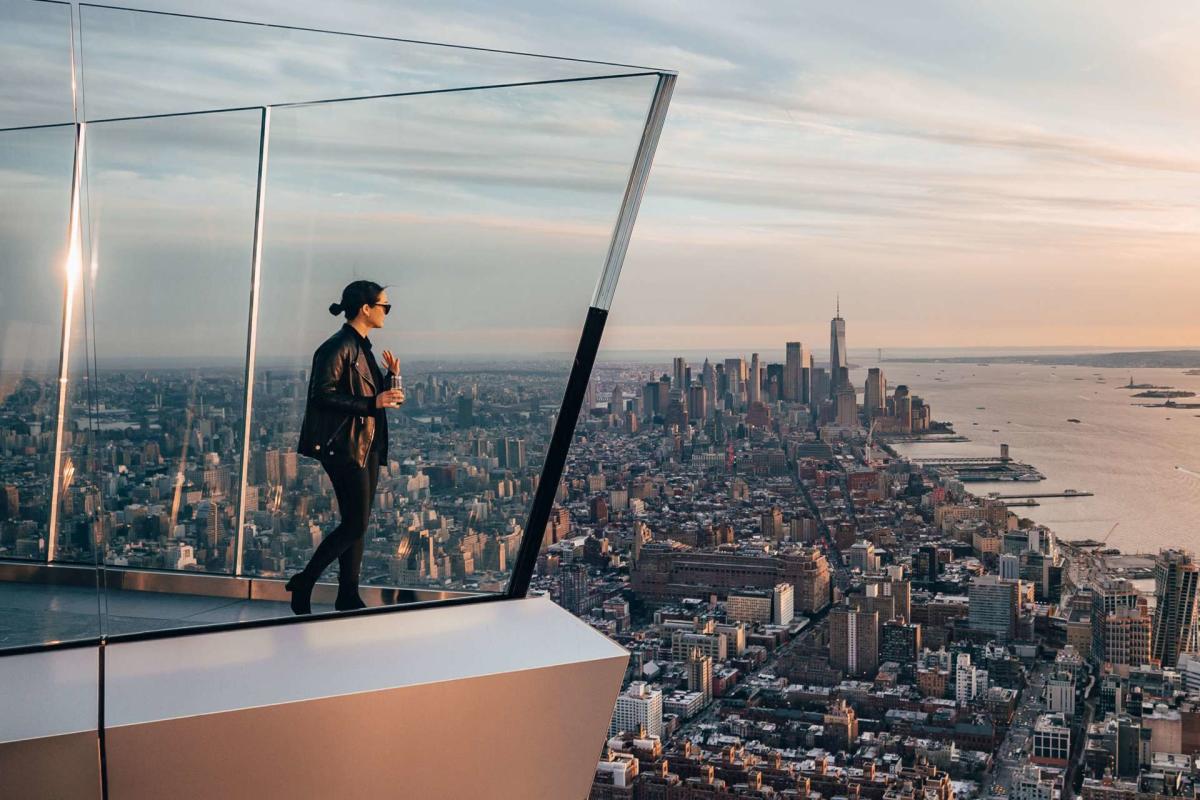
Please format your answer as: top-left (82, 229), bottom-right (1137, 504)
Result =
top-left (329, 280), bottom-right (387, 319)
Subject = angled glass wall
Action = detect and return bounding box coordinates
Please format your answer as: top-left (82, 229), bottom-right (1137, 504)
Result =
top-left (0, 0), bottom-right (673, 648)
top-left (248, 75), bottom-right (660, 596)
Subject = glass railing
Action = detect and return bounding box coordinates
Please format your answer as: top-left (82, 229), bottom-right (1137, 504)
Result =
top-left (0, 0), bottom-right (673, 651)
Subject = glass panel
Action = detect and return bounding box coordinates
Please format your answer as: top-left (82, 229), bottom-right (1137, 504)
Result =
top-left (0, 123), bottom-right (105, 649)
top-left (249, 74), bottom-right (657, 606)
top-left (80, 109), bottom-right (261, 634)
top-left (0, 0), bottom-right (74, 130)
top-left (77, 3), bottom-right (654, 122)
top-left (0, 125), bottom-right (72, 564)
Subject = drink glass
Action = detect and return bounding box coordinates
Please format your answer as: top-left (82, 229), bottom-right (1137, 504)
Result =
top-left (390, 373), bottom-right (403, 407)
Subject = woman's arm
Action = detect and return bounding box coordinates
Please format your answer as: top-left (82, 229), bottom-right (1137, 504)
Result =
top-left (309, 342), bottom-right (373, 416)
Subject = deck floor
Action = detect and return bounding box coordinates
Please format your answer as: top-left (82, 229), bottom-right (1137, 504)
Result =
top-left (0, 582), bottom-right (333, 650)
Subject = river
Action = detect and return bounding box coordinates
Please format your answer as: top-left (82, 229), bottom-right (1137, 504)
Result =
top-left (874, 362), bottom-right (1200, 555)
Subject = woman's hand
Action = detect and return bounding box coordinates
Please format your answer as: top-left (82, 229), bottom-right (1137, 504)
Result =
top-left (382, 349), bottom-right (401, 375)
top-left (375, 389), bottom-right (405, 409)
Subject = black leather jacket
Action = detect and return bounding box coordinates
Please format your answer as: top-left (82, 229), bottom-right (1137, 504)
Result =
top-left (298, 324), bottom-right (392, 468)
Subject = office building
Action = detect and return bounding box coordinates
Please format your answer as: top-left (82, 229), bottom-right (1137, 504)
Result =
top-left (1151, 548), bottom-right (1200, 669)
top-left (748, 352), bottom-right (761, 403)
top-left (773, 582), bottom-right (795, 625)
top-left (880, 619), bottom-right (921, 666)
top-left (1032, 713), bottom-right (1071, 767)
top-left (834, 385), bottom-right (858, 427)
top-left (686, 648), bottom-right (713, 704)
top-left (1045, 671), bottom-right (1075, 716)
top-left (955, 652), bottom-right (988, 705)
top-left (610, 682), bottom-right (663, 739)
top-left (784, 341), bottom-right (811, 403)
top-left (672, 357), bottom-right (688, 391)
top-left (829, 301), bottom-right (847, 396)
top-left (1091, 577), bottom-right (1146, 664)
top-left (864, 367), bottom-right (886, 418)
top-left (847, 540), bottom-right (877, 573)
top-left (727, 590), bottom-right (773, 625)
top-left (632, 545), bottom-right (830, 613)
top-left (969, 574), bottom-right (1019, 642)
top-left (830, 606), bottom-right (879, 677)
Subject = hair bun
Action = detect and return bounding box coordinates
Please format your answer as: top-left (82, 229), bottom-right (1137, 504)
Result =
top-left (329, 302), bottom-right (342, 315)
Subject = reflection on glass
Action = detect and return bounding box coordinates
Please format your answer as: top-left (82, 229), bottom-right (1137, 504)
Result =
top-left (0, 0), bottom-right (74, 130)
top-left (81, 110), bottom-right (262, 574)
top-left (0, 124), bottom-right (106, 650)
top-left (247, 75), bottom-right (657, 595)
top-left (0, 125), bottom-right (75, 562)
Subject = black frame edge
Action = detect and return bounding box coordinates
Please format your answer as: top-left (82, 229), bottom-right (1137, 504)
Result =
top-left (507, 305), bottom-right (608, 599)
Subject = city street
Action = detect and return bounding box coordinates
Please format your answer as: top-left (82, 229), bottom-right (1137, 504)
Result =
top-left (990, 658), bottom-right (1054, 798)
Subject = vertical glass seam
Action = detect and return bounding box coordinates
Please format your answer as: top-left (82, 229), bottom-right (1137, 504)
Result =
top-left (234, 106), bottom-right (271, 576)
top-left (590, 73), bottom-right (675, 310)
top-left (47, 121), bottom-right (87, 562)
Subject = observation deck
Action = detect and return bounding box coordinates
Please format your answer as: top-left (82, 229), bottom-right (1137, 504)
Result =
top-left (0, 2), bottom-right (674, 796)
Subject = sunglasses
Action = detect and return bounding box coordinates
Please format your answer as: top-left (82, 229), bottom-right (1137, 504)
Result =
top-left (372, 302), bottom-right (392, 315)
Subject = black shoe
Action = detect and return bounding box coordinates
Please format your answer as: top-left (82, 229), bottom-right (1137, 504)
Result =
top-left (285, 572), bottom-right (315, 615)
top-left (335, 591), bottom-right (367, 612)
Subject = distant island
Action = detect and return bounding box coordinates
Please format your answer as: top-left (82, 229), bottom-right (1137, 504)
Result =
top-left (885, 349), bottom-right (1200, 368)
top-left (1132, 390), bottom-right (1196, 398)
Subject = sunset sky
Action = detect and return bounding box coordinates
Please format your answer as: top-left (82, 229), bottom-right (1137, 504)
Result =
top-left (5, 1), bottom-right (1200, 359)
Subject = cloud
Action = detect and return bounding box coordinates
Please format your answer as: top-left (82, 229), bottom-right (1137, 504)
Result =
top-left (7, 0), bottom-right (1200, 350)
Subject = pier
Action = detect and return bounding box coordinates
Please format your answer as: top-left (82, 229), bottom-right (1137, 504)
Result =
top-left (987, 491), bottom-right (1094, 499)
top-left (879, 434), bottom-right (970, 443)
top-left (903, 444), bottom-right (1045, 482)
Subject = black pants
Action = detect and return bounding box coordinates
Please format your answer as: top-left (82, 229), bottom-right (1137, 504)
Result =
top-left (301, 451), bottom-right (380, 596)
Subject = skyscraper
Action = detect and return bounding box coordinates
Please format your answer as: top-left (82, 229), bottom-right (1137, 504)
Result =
top-left (830, 605), bottom-right (879, 677)
top-left (968, 574), bottom-right (1019, 642)
top-left (748, 353), bottom-right (761, 404)
top-left (784, 342), bottom-right (810, 403)
top-left (864, 367), bottom-right (886, 418)
top-left (672, 357), bottom-right (688, 391)
top-left (688, 384), bottom-right (708, 422)
top-left (1152, 549), bottom-right (1200, 668)
top-left (834, 385), bottom-right (857, 427)
top-left (1091, 576), bottom-right (1148, 665)
top-left (723, 358), bottom-right (745, 406)
top-left (701, 358), bottom-right (717, 407)
top-left (829, 298), bottom-right (847, 397)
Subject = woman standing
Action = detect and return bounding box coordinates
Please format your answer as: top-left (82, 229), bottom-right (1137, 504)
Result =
top-left (290, 280), bottom-right (405, 614)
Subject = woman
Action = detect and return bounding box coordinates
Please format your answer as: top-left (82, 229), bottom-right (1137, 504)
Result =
top-left (290, 280), bottom-right (405, 614)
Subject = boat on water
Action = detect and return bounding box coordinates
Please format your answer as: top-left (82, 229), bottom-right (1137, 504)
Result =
top-left (1067, 418), bottom-right (1081, 423)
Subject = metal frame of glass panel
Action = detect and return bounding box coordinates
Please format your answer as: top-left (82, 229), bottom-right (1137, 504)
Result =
top-left (0, 0), bottom-right (674, 653)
